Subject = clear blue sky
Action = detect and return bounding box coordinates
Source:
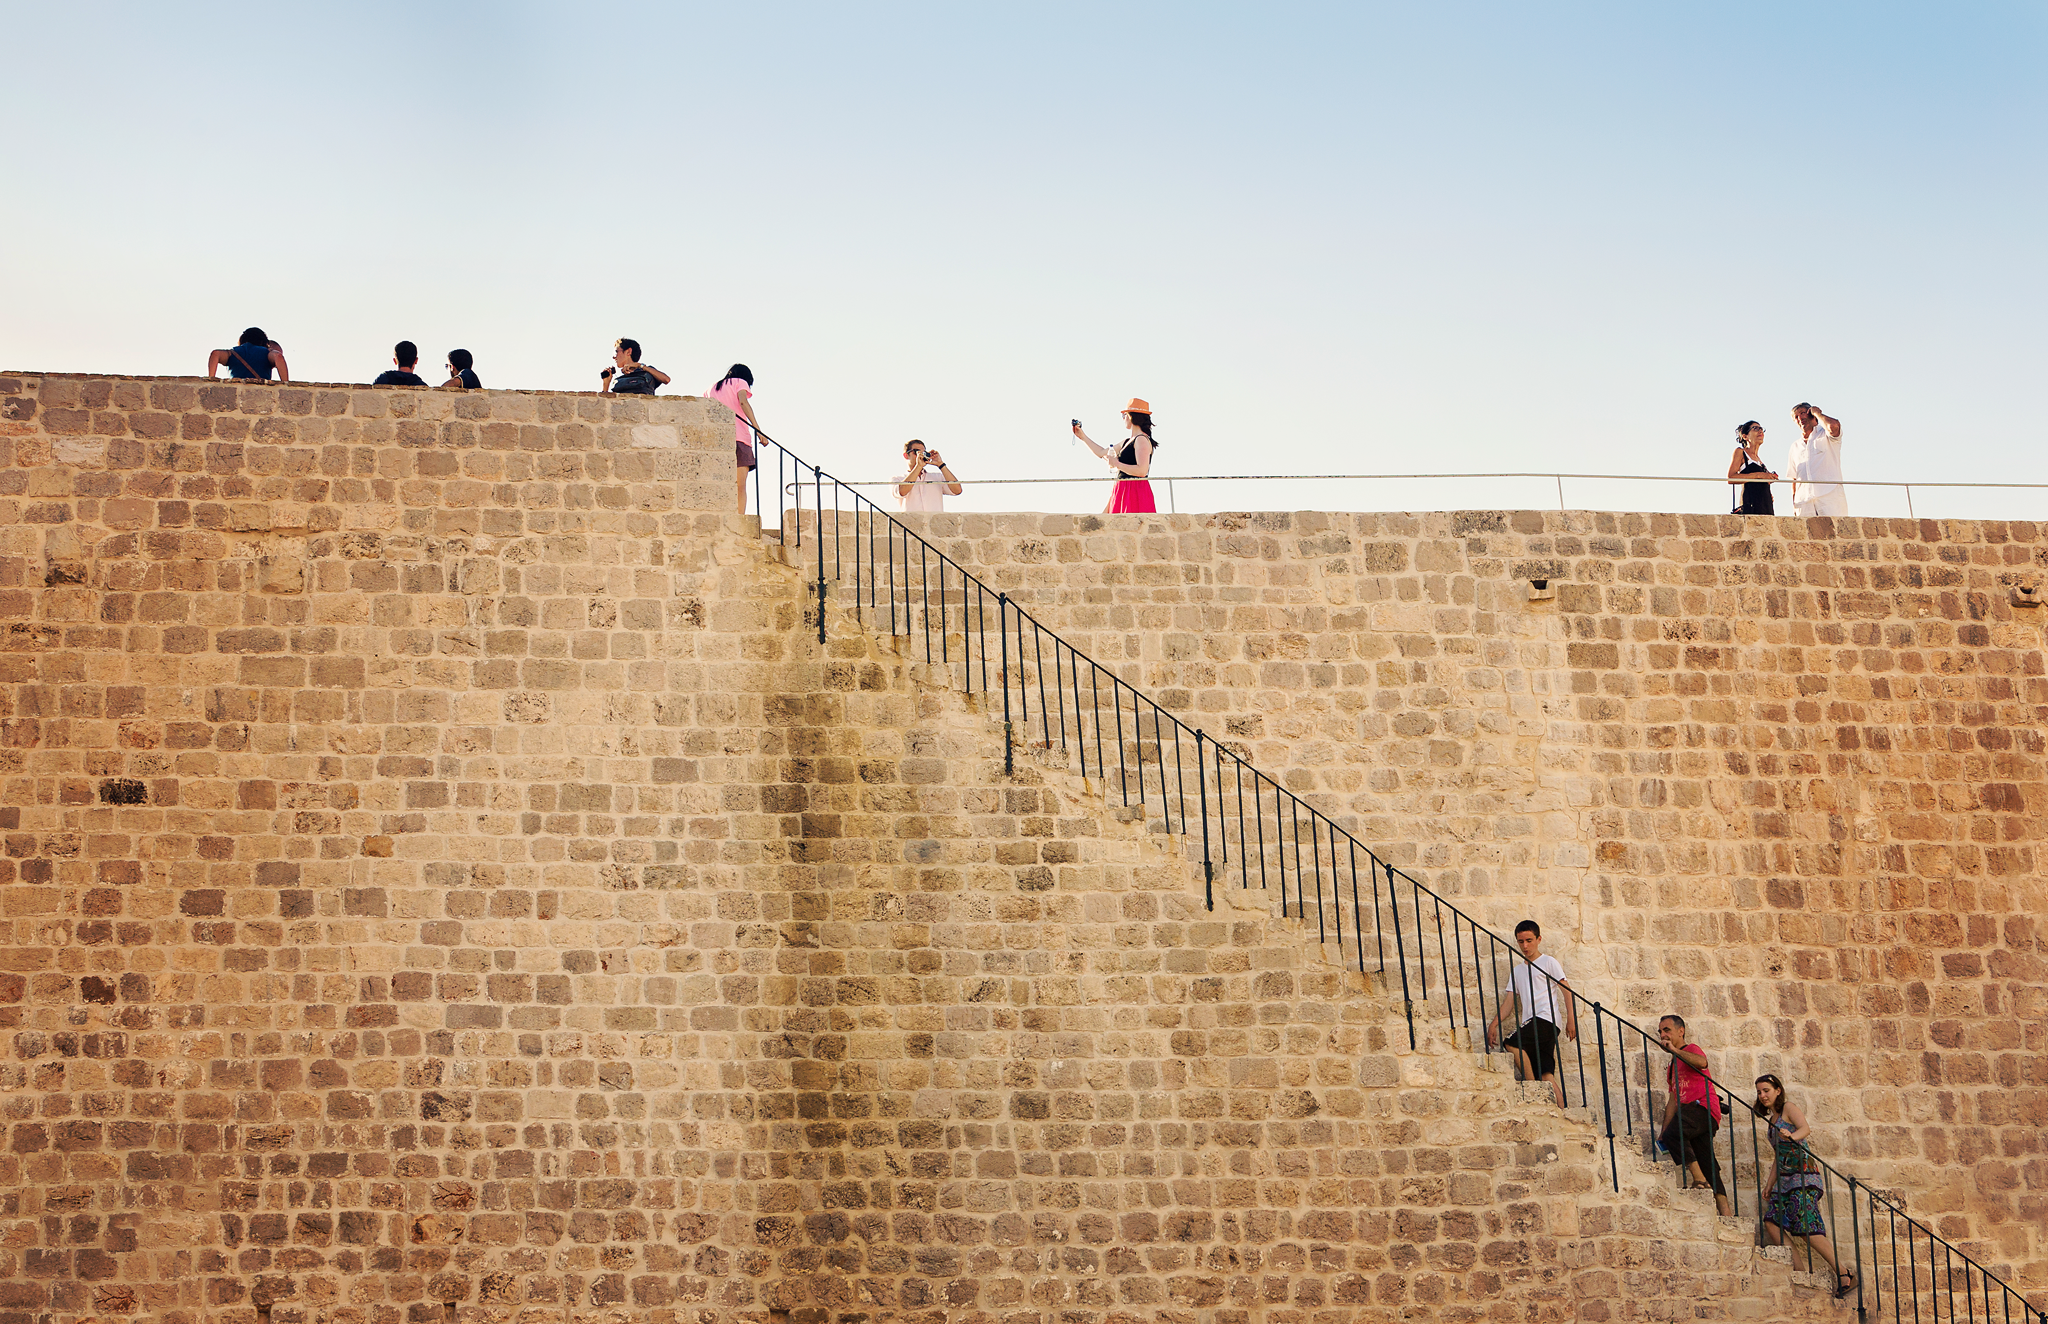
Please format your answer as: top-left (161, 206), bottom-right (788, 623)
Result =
top-left (4, 2), bottom-right (2042, 519)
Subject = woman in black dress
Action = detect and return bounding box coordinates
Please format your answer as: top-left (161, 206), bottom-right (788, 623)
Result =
top-left (1728, 421), bottom-right (1777, 514)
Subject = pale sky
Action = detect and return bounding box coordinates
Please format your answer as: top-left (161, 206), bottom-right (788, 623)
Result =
top-left (3, 2), bottom-right (2042, 520)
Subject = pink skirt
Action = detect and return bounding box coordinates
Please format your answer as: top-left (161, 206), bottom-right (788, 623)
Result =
top-left (1109, 479), bottom-right (1156, 513)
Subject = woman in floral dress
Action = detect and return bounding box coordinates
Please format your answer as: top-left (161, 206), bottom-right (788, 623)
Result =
top-left (1755, 1074), bottom-right (1855, 1299)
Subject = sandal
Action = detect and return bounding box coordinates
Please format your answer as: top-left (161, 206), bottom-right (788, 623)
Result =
top-left (1834, 1272), bottom-right (1856, 1300)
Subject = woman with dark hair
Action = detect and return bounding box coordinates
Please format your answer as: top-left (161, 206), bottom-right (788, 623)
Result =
top-left (1754, 1074), bottom-right (1855, 1299)
top-left (1728, 421), bottom-right (1777, 514)
top-left (207, 328), bottom-right (289, 382)
top-left (1071, 398), bottom-right (1158, 514)
top-left (707, 364), bottom-right (761, 515)
top-left (440, 349), bottom-right (482, 390)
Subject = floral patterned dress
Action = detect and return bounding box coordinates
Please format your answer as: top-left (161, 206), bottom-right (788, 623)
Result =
top-left (1764, 1121), bottom-right (1827, 1236)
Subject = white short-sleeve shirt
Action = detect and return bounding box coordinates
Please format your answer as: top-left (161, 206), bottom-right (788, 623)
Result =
top-left (1510, 953), bottom-right (1567, 1027)
top-left (899, 466), bottom-right (947, 512)
top-left (1789, 424), bottom-right (1847, 516)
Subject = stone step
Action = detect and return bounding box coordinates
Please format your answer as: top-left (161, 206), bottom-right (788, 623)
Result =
top-left (831, 605), bottom-right (1862, 1322)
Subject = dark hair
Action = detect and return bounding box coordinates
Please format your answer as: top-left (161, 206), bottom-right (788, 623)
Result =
top-left (616, 339), bottom-right (641, 363)
top-left (1753, 1073), bottom-right (1787, 1118)
top-left (1793, 402), bottom-right (1813, 411)
top-left (1514, 919), bottom-right (1540, 938)
top-left (448, 349), bottom-right (474, 372)
top-left (1737, 420), bottom-right (1760, 440)
top-left (904, 439), bottom-right (927, 455)
top-left (394, 341), bottom-right (418, 368)
top-left (1660, 1014), bottom-right (1687, 1031)
top-left (1127, 411), bottom-right (1155, 441)
top-left (239, 327), bottom-right (268, 346)
top-left (719, 364), bottom-right (754, 388)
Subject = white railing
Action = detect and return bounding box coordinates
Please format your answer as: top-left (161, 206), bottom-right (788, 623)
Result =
top-left (797, 472), bottom-right (2047, 519)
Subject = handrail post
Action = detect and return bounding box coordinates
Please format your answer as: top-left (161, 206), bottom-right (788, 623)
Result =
top-left (1196, 729), bottom-right (1213, 911)
top-left (1387, 860), bottom-right (1414, 1049)
top-left (998, 593), bottom-right (1013, 777)
top-left (815, 467), bottom-right (828, 646)
top-left (1847, 1175), bottom-right (1864, 1316)
top-left (1594, 1005), bottom-right (1618, 1192)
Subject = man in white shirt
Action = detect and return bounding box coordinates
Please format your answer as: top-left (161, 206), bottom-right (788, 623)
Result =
top-left (896, 440), bottom-right (962, 512)
top-left (1786, 402), bottom-right (1846, 517)
top-left (1484, 919), bottom-right (1578, 1106)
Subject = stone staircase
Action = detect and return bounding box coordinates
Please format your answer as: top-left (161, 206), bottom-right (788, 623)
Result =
top-left (808, 582), bottom-right (1857, 1320)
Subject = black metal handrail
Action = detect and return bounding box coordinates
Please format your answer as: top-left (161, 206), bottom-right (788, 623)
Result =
top-left (744, 431), bottom-right (2046, 1324)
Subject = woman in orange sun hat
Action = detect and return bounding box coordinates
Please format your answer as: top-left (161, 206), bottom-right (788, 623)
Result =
top-left (1071, 398), bottom-right (1159, 514)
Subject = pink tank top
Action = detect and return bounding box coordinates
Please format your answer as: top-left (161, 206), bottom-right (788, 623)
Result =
top-left (707, 378), bottom-right (754, 445)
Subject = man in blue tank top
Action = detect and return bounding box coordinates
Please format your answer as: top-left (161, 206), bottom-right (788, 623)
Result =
top-left (207, 327), bottom-right (289, 381)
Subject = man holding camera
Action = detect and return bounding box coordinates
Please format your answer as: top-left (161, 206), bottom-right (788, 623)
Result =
top-left (599, 339), bottom-right (670, 395)
top-left (896, 440), bottom-right (962, 512)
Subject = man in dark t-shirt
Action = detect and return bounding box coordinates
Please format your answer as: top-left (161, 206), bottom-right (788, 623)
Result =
top-left (373, 341), bottom-right (428, 387)
top-left (599, 338), bottom-right (669, 395)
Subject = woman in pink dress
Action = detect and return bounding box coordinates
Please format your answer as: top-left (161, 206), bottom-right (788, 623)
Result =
top-left (1072, 398), bottom-right (1158, 514)
top-left (706, 364), bottom-right (761, 514)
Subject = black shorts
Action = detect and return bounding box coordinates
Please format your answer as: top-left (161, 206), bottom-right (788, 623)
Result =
top-left (1502, 1017), bottom-right (1560, 1076)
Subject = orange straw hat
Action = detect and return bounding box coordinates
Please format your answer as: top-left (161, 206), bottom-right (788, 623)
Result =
top-left (1123, 398), bottom-right (1153, 415)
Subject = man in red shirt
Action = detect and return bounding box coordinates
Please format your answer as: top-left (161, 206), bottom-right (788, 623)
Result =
top-left (1658, 1014), bottom-right (1731, 1216)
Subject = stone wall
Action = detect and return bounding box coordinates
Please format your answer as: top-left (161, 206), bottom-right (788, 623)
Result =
top-left (0, 374), bottom-right (783, 1324)
top-left (880, 507), bottom-right (2048, 1290)
top-left (0, 374), bottom-right (2036, 1323)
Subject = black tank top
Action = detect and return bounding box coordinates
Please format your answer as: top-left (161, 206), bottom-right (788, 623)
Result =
top-left (1734, 454), bottom-right (1773, 515)
top-left (1118, 434), bottom-right (1156, 472)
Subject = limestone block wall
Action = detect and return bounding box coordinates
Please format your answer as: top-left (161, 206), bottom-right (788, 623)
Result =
top-left (0, 373), bottom-right (1845, 1324)
top-left (0, 373), bottom-right (2035, 1323)
top-left (880, 507), bottom-right (2048, 1287)
top-left (0, 375), bottom-right (786, 1324)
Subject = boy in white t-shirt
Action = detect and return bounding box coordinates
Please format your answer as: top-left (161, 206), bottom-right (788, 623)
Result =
top-left (1484, 919), bottom-right (1579, 1106)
